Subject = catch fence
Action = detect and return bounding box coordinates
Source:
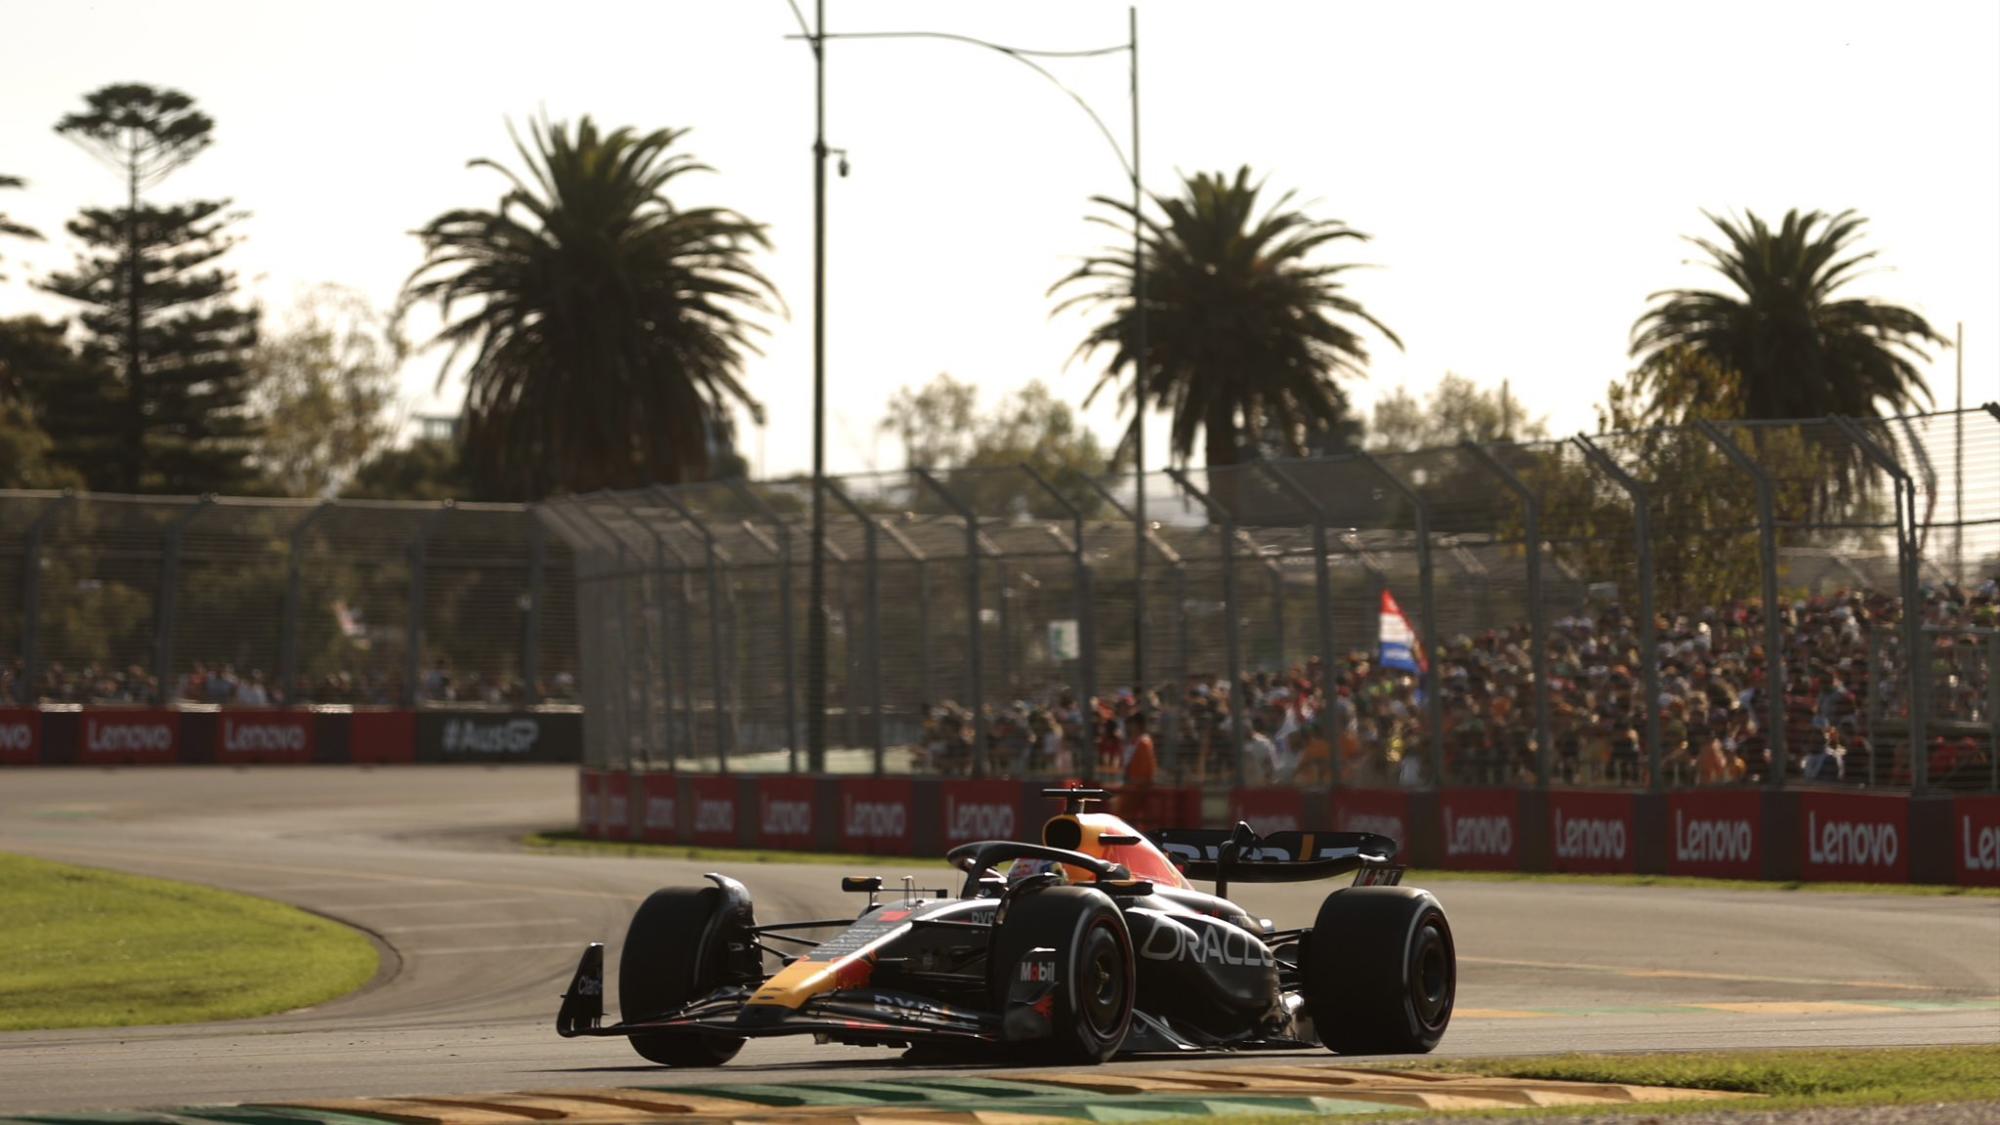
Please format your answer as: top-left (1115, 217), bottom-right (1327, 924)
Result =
top-left (0, 495), bottom-right (578, 708)
top-left (551, 407), bottom-right (2000, 796)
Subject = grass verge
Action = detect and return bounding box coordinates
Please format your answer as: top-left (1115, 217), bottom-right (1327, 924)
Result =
top-left (520, 831), bottom-right (1997, 895)
top-left (0, 852), bottom-right (380, 1030)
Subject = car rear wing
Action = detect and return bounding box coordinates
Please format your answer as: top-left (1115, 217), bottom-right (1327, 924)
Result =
top-left (1150, 824), bottom-right (1401, 898)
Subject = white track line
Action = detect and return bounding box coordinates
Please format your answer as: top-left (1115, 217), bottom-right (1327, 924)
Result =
top-left (381, 918), bottom-right (578, 933)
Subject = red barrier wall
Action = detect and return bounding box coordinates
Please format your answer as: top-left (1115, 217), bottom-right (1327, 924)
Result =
top-left (1439, 788), bottom-right (1520, 871)
top-left (350, 710), bottom-right (417, 764)
top-left (1798, 790), bottom-right (1910, 882)
top-left (602, 770), bottom-right (631, 841)
top-left (1666, 789), bottom-right (1763, 878)
top-left (0, 708), bottom-right (40, 765)
top-left (1548, 790), bottom-right (1638, 874)
top-left (639, 774), bottom-right (678, 843)
top-left (1230, 787), bottom-right (1306, 833)
top-left (838, 778), bottom-right (915, 854)
top-left (685, 776), bottom-right (740, 847)
top-left (215, 710), bottom-right (315, 765)
top-left (940, 780), bottom-right (1024, 848)
top-left (1330, 789), bottom-right (1411, 844)
top-left (1955, 795), bottom-right (2000, 887)
top-left (578, 770), bottom-right (602, 837)
top-left (756, 776), bottom-right (818, 851)
top-left (78, 709), bottom-right (180, 766)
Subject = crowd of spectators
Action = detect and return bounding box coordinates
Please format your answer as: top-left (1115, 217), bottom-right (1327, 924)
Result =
top-left (1, 656), bottom-right (577, 708)
top-left (913, 577), bottom-right (1998, 791)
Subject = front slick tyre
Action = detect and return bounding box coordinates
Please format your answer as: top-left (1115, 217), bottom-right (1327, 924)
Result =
top-left (988, 886), bottom-right (1133, 1065)
top-left (1305, 886), bottom-right (1454, 1055)
top-left (620, 887), bottom-right (745, 1067)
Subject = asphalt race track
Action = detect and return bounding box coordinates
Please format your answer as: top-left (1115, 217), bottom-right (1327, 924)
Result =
top-left (1, 767), bottom-right (1995, 1113)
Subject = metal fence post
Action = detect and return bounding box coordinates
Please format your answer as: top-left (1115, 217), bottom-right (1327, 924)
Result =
top-left (652, 487), bottom-right (734, 773)
top-left (822, 479), bottom-right (886, 776)
top-left (1167, 468), bottom-right (1248, 788)
top-left (1575, 437), bottom-right (1663, 791)
top-left (1261, 461), bottom-right (1340, 793)
top-left (1462, 443), bottom-right (1553, 787)
top-left (916, 468), bottom-right (989, 776)
top-left (405, 503), bottom-right (453, 707)
top-left (280, 500), bottom-right (336, 699)
top-left (569, 498), bottom-right (644, 770)
top-left (20, 492), bottom-right (73, 697)
top-left (1833, 416), bottom-right (1927, 792)
top-left (1695, 420), bottom-right (1788, 787)
top-left (1989, 633), bottom-right (1998, 793)
top-left (726, 479), bottom-right (800, 772)
top-left (1080, 474), bottom-right (1187, 774)
top-left (1021, 464), bottom-right (1100, 780)
top-left (156, 496), bottom-right (214, 703)
top-left (523, 506), bottom-right (545, 703)
top-left (544, 502), bottom-right (625, 769)
top-left (1358, 453), bottom-right (1444, 787)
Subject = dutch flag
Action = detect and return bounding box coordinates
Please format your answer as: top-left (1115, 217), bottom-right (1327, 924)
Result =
top-left (1378, 589), bottom-right (1426, 673)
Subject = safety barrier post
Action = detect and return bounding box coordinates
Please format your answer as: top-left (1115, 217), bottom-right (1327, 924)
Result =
top-left (21, 493), bottom-right (73, 695)
top-left (1462, 443), bottom-right (1553, 787)
top-left (280, 500), bottom-right (336, 699)
top-left (652, 487), bottom-right (734, 773)
top-left (156, 496), bottom-right (214, 703)
top-left (1167, 468), bottom-right (1247, 788)
top-left (1259, 461), bottom-right (1340, 794)
top-left (1832, 416), bottom-right (1927, 793)
top-left (1357, 453), bottom-right (1444, 787)
top-left (822, 479), bottom-right (886, 776)
top-left (1695, 420), bottom-right (1788, 787)
top-left (915, 468), bottom-right (989, 775)
top-left (1021, 464), bottom-right (1100, 781)
top-left (726, 479), bottom-right (801, 773)
top-left (1575, 437), bottom-right (1662, 791)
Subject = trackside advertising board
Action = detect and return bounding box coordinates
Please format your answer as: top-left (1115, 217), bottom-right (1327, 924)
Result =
top-left (350, 710), bottom-right (417, 763)
top-left (1230, 787), bottom-right (1306, 834)
top-left (1666, 789), bottom-right (1762, 878)
top-left (838, 778), bottom-right (914, 854)
top-left (80, 710), bottom-right (180, 765)
top-left (640, 774), bottom-right (678, 843)
top-left (1331, 789), bottom-right (1411, 850)
top-left (0, 709), bottom-right (40, 765)
top-left (417, 711), bottom-right (581, 763)
top-left (1439, 787), bottom-right (1520, 870)
top-left (578, 770), bottom-right (602, 837)
top-left (214, 711), bottom-right (314, 764)
top-left (601, 770), bottom-right (631, 841)
top-left (756, 776), bottom-right (817, 850)
top-left (1547, 790), bottom-right (1638, 874)
top-left (941, 780), bottom-right (1022, 848)
top-left (1955, 795), bottom-right (2000, 887)
top-left (1797, 790), bottom-right (1910, 882)
top-left (685, 776), bottom-right (740, 847)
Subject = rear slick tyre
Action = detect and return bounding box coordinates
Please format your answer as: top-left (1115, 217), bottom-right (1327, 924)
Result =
top-left (619, 886), bottom-right (746, 1067)
top-left (988, 886), bottom-right (1134, 1064)
top-left (1304, 886), bottom-right (1454, 1055)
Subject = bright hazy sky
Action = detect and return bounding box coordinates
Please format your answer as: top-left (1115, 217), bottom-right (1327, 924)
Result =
top-left (2, 0), bottom-right (1995, 479)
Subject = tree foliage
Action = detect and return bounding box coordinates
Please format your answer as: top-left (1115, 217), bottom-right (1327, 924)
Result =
top-left (881, 373), bottom-right (1112, 517)
top-left (41, 83), bottom-right (259, 494)
top-left (1630, 208), bottom-right (1946, 423)
top-left (0, 318), bottom-right (84, 490)
top-left (401, 116), bottom-right (778, 500)
top-left (1368, 373), bottom-right (1548, 451)
top-left (249, 286), bottom-right (400, 497)
top-left (0, 173), bottom-right (42, 280)
top-left (342, 437), bottom-right (470, 502)
top-left (1052, 166), bottom-right (1397, 469)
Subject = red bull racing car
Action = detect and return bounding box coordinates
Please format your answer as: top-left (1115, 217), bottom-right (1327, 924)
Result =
top-left (556, 788), bottom-right (1454, 1065)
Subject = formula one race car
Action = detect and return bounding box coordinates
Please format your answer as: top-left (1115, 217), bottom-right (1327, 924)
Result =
top-left (556, 788), bottom-right (1454, 1066)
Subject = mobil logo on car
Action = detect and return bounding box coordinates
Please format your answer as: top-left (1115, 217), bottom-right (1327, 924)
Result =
top-left (215, 711), bottom-right (314, 763)
top-left (0, 708), bottom-right (41, 765)
top-left (1667, 789), bottom-right (1762, 879)
top-left (1956, 795), bottom-right (2000, 887)
top-left (756, 777), bottom-right (816, 850)
top-left (81, 710), bottom-right (180, 765)
top-left (839, 778), bottom-right (914, 854)
top-left (1439, 788), bottom-right (1519, 870)
top-left (1799, 791), bottom-right (1908, 883)
top-left (1547, 790), bottom-right (1637, 874)
top-left (941, 780), bottom-right (1020, 847)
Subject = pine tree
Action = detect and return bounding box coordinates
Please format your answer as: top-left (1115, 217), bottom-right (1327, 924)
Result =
top-left (40, 84), bottom-right (260, 494)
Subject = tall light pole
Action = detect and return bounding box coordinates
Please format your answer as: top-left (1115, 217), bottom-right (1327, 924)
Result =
top-left (789, 6), bottom-right (1145, 765)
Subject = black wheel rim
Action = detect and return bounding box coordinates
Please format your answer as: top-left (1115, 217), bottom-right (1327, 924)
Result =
top-left (1078, 921), bottom-right (1127, 1037)
top-left (1409, 920), bottom-right (1452, 1029)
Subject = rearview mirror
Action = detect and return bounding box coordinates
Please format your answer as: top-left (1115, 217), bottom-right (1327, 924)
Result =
top-left (841, 876), bottom-right (883, 894)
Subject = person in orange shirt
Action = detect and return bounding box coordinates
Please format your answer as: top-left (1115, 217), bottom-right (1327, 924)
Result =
top-left (1114, 712), bottom-right (1159, 822)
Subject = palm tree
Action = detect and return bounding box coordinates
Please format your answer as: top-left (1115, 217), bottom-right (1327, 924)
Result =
top-left (401, 118), bottom-right (778, 499)
top-left (1630, 208), bottom-right (1946, 422)
top-left (1052, 166), bottom-right (1399, 470)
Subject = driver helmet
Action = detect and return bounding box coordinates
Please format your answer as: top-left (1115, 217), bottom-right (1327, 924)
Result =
top-left (1005, 857), bottom-right (1068, 885)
